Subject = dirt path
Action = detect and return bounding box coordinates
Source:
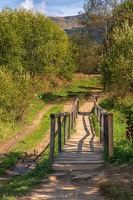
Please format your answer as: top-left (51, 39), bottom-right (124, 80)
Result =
top-left (20, 170), bottom-right (105, 200)
top-left (18, 93), bottom-right (106, 200)
top-left (0, 103), bottom-right (55, 154)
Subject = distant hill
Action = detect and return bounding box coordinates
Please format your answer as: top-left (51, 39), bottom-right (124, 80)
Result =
top-left (49, 15), bottom-right (82, 31)
top-left (49, 15), bottom-right (104, 43)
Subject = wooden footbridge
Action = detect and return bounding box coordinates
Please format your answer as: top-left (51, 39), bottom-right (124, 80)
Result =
top-left (50, 97), bottom-right (113, 172)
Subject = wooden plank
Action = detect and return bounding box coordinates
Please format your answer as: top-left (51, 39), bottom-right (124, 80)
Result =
top-left (58, 149), bottom-right (103, 156)
top-left (63, 143), bottom-right (103, 147)
top-left (52, 163), bottom-right (104, 171)
top-left (59, 150), bottom-right (103, 153)
top-left (56, 154), bottom-right (103, 158)
top-left (55, 157), bottom-right (103, 161)
top-left (62, 147), bottom-right (103, 151)
top-left (53, 160), bottom-right (104, 164)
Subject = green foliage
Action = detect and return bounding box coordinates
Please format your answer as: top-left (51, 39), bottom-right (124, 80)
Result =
top-left (98, 95), bottom-right (133, 164)
top-left (70, 31), bottom-right (100, 74)
top-left (0, 68), bottom-right (34, 123)
top-left (0, 8), bottom-right (76, 124)
top-left (0, 152), bottom-right (21, 176)
top-left (0, 8), bottom-right (75, 79)
top-left (100, 21), bottom-right (133, 95)
top-left (113, 0), bottom-right (133, 26)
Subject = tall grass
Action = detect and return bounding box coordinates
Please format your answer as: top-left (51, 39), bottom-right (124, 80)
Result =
top-left (97, 95), bottom-right (133, 164)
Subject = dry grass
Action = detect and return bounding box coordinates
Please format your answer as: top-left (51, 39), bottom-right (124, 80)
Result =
top-left (99, 164), bottom-right (133, 200)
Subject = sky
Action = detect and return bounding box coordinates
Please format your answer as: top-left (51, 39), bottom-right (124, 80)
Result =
top-left (0, 0), bottom-right (84, 17)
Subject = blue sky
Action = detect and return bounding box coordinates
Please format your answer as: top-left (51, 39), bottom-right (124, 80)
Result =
top-left (0, 0), bottom-right (84, 16)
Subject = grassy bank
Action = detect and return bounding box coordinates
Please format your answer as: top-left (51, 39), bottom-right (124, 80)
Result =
top-left (93, 94), bottom-right (133, 200)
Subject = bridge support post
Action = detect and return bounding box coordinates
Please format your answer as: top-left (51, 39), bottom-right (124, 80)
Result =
top-left (68, 115), bottom-right (71, 139)
top-left (58, 116), bottom-right (61, 153)
top-left (64, 115), bottom-right (67, 145)
top-left (108, 114), bottom-right (114, 157)
top-left (103, 113), bottom-right (109, 152)
top-left (50, 114), bottom-right (55, 165)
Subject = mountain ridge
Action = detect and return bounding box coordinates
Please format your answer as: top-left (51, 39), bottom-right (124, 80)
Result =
top-left (49, 15), bottom-right (83, 31)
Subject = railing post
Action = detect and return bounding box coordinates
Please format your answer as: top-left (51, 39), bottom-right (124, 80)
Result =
top-left (74, 108), bottom-right (76, 123)
top-left (68, 114), bottom-right (71, 139)
top-left (50, 114), bottom-right (55, 165)
top-left (94, 99), bottom-right (96, 116)
top-left (99, 112), bottom-right (102, 143)
top-left (77, 98), bottom-right (79, 115)
top-left (71, 112), bottom-right (74, 129)
top-left (108, 114), bottom-right (114, 157)
top-left (103, 113), bottom-right (109, 152)
top-left (64, 115), bottom-right (67, 145)
top-left (100, 112), bottom-right (104, 145)
top-left (94, 97), bottom-right (114, 157)
top-left (58, 116), bottom-right (61, 153)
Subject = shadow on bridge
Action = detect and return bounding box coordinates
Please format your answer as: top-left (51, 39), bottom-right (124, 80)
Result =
top-left (77, 112), bottom-right (95, 152)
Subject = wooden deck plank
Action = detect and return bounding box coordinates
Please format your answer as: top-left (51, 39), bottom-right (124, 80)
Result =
top-left (52, 164), bottom-right (104, 171)
top-left (53, 160), bottom-right (104, 164)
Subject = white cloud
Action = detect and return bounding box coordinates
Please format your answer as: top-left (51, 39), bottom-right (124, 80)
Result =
top-left (20, 0), bottom-right (47, 14)
top-left (36, 1), bottom-right (47, 13)
top-left (21, 0), bottom-right (34, 10)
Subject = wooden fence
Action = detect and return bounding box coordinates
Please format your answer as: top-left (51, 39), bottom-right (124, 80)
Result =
top-left (49, 98), bottom-right (79, 164)
top-left (94, 96), bottom-right (114, 157)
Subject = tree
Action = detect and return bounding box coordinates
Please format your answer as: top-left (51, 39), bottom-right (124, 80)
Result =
top-left (0, 8), bottom-right (76, 124)
top-left (0, 8), bottom-right (76, 79)
top-left (113, 0), bottom-right (133, 26)
top-left (81, 0), bottom-right (124, 53)
top-left (70, 30), bottom-right (100, 74)
top-left (100, 21), bottom-right (133, 95)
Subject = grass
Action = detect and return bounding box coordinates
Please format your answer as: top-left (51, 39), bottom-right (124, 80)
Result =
top-left (94, 94), bottom-right (133, 200)
top-left (99, 162), bottom-right (133, 200)
top-left (41, 74), bottom-right (102, 105)
top-left (100, 178), bottom-right (133, 200)
top-left (98, 95), bottom-right (133, 164)
top-left (13, 104), bottom-right (62, 152)
top-left (0, 99), bottom-right (45, 143)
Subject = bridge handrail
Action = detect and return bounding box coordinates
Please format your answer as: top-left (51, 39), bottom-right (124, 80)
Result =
top-left (94, 96), bottom-right (106, 123)
top-left (94, 96), bottom-right (114, 157)
top-left (50, 97), bottom-right (79, 164)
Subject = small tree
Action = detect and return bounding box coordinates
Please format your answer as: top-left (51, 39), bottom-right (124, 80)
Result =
top-left (100, 21), bottom-right (133, 95)
top-left (81, 0), bottom-right (121, 54)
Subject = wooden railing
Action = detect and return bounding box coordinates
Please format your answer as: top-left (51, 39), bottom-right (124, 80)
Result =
top-left (94, 96), bottom-right (114, 157)
top-left (49, 98), bottom-right (79, 164)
